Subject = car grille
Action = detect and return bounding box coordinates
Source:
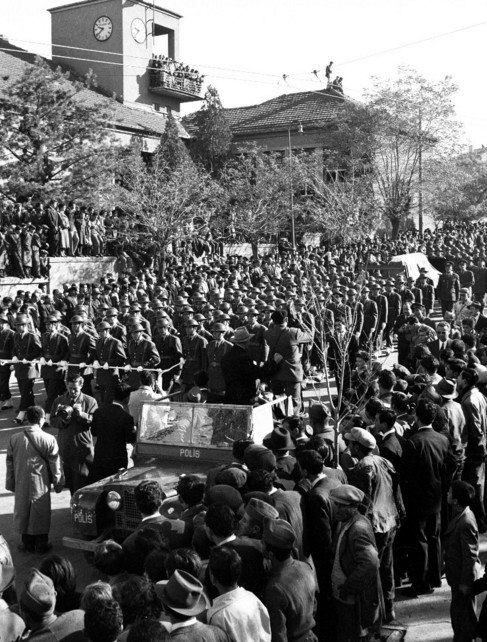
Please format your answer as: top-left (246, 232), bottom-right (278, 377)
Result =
top-left (114, 489), bottom-right (142, 536)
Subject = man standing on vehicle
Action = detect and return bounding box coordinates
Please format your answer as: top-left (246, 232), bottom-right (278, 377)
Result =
top-left (264, 311), bottom-right (312, 414)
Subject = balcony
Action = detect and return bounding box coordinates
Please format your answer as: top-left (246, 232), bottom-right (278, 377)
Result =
top-left (149, 57), bottom-right (204, 103)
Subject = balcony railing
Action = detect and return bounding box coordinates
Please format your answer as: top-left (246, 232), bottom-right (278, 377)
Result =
top-left (149, 57), bottom-right (204, 102)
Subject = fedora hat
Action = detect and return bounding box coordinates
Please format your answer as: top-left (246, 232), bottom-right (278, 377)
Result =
top-left (435, 377), bottom-right (457, 399)
top-left (231, 327), bottom-right (254, 344)
top-left (155, 570), bottom-right (209, 616)
top-left (263, 427), bottom-right (295, 451)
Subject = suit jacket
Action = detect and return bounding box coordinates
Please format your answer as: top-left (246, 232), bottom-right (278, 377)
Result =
top-left (170, 621), bottom-right (229, 642)
top-left (264, 325), bottom-right (312, 383)
top-left (437, 272), bottom-right (460, 302)
top-left (41, 331), bottom-right (69, 380)
top-left (221, 345), bottom-right (263, 405)
top-left (95, 336), bottom-right (126, 387)
top-left (91, 403), bottom-right (136, 469)
top-left (459, 386), bottom-right (487, 462)
top-left (334, 513), bottom-right (381, 630)
top-left (52, 392), bottom-right (98, 474)
top-left (13, 331), bottom-right (41, 379)
top-left (444, 507), bottom-right (479, 588)
top-left (427, 338), bottom-right (452, 359)
top-left (302, 475), bottom-right (342, 591)
top-left (474, 314), bottom-right (487, 334)
top-left (401, 426), bottom-right (456, 515)
top-left (371, 294), bottom-right (388, 328)
top-left (378, 430), bottom-right (404, 472)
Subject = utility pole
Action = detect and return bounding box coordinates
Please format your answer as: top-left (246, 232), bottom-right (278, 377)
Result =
top-left (418, 101), bottom-right (423, 235)
top-left (288, 127), bottom-right (296, 252)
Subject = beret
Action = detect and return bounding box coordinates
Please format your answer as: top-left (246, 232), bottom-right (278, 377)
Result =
top-left (262, 517), bottom-right (296, 549)
top-left (245, 497), bottom-right (279, 523)
top-left (329, 484), bottom-right (365, 505)
top-left (205, 484), bottom-right (243, 513)
top-left (243, 445), bottom-right (277, 472)
top-left (216, 467), bottom-right (248, 489)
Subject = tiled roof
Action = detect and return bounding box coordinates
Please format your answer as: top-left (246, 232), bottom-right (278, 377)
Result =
top-left (0, 39), bottom-right (189, 138)
top-left (183, 88), bottom-right (347, 137)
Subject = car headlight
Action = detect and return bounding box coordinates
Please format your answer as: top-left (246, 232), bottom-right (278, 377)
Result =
top-left (106, 491), bottom-right (122, 511)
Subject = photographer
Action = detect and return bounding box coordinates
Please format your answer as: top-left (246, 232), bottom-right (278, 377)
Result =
top-left (51, 373), bottom-right (98, 494)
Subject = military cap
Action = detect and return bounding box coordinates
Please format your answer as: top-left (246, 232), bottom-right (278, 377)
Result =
top-left (131, 323), bottom-right (144, 332)
top-left (70, 315), bottom-right (84, 324)
top-left (245, 497), bottom-right (279, 523)
top-left (247, 307), bottom-right (259, 316)
top-left (212, 323), bottom-right (226, 332)
top-left (152, 300), bottom-right (164, 309)
top-left (97, 302), bottom-right (109, 310)
top-left (106, 308), bottom-right (118, 316)
top-left (344, 427), bottom-right (376, 450)
top-left (194, 313), bottom-right (205, 322)
top-left (262, 517), bottom-right (296, 550)
top-left (157, 318), bottom-right (171, 327)
top-left (185, 319), bottom-right (199, 327)
top-left (46, 314), bottom-right (59, 323)
top-left (97, 321), bottom-right (111, 331)
top-left (182, 306), bottom-right (194, 313)
top-left (329, 484), bottom-right (365, 506)
top-left (237, 306), bottom-right (249, 314)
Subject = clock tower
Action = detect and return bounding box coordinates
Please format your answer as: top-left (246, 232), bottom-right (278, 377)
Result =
top-left (49, 0), bottom-right (200, 112)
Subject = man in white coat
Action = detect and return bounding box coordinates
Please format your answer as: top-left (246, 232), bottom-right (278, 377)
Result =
top-left (6, 406), bottom-right (64, 553)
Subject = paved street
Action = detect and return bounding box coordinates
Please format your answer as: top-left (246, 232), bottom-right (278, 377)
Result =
top-left (0, 369), bottom-right (486, 641)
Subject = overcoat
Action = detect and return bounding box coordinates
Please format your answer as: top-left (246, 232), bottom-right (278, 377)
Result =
top-left (6, 424), bottom-right (64, 535)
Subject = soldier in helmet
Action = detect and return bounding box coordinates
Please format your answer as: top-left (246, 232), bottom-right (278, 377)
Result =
top-left (13, 314), bottom-right (42, 424)
top-left (0, 314), bottom-right (15, 410)
top-left (207, 323), bottom-right (232, 401)
top-left (94, 321), bottom-right (126, 404)
top-left (41, 314), bottom-right (69, 424)
top-left (67, 315), bottom-right (96, 396)
top-left (153, 317), bottom-right (183, 391)
top-left (126, 322), bottom-right (160, 389)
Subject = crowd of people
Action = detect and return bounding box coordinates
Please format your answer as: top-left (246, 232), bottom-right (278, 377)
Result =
top-left (3, 218), bottom-right (487, 640)
top-left (149, 56), bottom-right (205, 95)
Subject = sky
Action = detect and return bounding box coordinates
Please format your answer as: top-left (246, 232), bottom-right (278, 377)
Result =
top-left (2, 0), bottom-right (487, 147)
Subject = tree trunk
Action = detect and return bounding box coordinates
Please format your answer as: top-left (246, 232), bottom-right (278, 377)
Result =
top-left (390, 217), bottom-right (401, 239)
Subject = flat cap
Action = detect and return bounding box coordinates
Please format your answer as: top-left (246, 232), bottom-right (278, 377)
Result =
top-left (344, 427), bottom-right (376, 450)
top-left (329, 484), bottom-right (365, 505)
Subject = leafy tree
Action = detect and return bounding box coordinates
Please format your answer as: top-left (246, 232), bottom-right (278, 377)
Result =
top-left (117, 131), bottom-right (220, 275)
top-left (0, 56), bottom-right (116, 204)
top-left (428, 151), bottom-right (487, 223)
top-left (329, 67), bottom-right (462, 237)
top-left (216, 146), bottom-right (295, 255)
top-left (188, 86), bottom-right (232, 176)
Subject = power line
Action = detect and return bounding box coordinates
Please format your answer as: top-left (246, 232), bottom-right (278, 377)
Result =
top-left (289, 20), bottom-right (487, 80)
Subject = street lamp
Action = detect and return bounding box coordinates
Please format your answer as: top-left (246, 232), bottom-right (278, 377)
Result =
top-left (288, 123), bottom-right (304, 252)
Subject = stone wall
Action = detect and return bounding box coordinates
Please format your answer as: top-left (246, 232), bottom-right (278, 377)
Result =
top-left (48, 257), bottom-right (117, 292)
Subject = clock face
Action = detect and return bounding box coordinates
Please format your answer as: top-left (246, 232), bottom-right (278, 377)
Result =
top-left (94, 16), bottom-right (113, 41)
top-left (131, 18), bottom-right (146, 43)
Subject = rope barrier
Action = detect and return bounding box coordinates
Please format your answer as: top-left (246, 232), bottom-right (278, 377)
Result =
top-left (1, 357), bottom-right (181, 377)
